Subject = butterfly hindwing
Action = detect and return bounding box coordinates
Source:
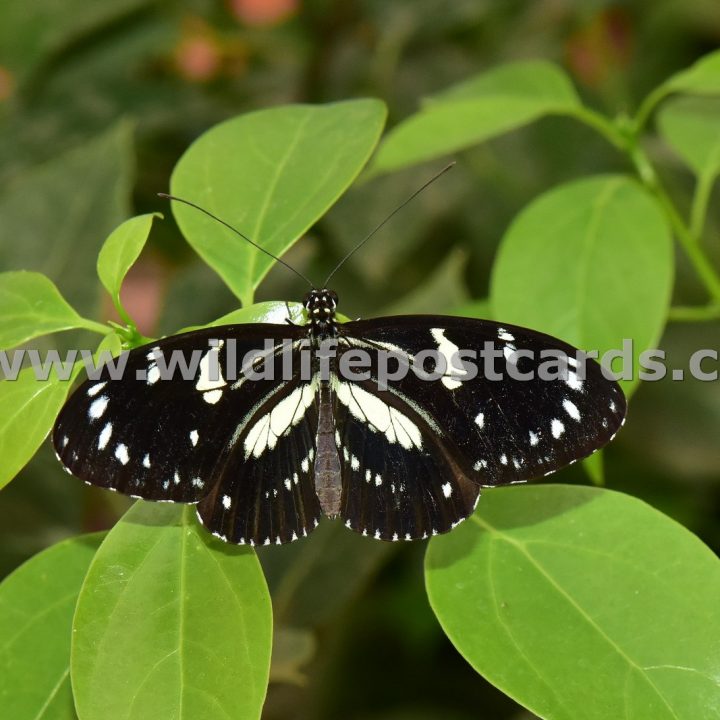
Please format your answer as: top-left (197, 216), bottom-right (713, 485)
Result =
top-left (332, 378), bottom-right (480, 540)
top-left (196, 376), bottom-right (322, 545)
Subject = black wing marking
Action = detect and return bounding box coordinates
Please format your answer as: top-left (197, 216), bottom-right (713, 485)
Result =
top-left (333, 315), bottom-right (625, 539)
top-left (52, 324), bottom-right (308, 502)
top-left (196, 376), bottom-right (322, 546)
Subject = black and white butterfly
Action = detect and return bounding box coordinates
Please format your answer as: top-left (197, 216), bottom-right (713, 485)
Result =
top-left (53, 292), bottom-right (625, 546)
top-left (52, 180), bottom-right (626, 546)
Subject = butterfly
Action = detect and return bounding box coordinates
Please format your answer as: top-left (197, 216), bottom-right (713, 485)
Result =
top-left (52, 174), bottom-right (626, 547)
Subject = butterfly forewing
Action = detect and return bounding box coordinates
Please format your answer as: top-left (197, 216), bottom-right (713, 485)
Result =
top-left (52, 325), bottom-right (321, 518)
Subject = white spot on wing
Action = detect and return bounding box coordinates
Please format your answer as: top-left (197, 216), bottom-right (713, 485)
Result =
top-left (222, 494), bottom-right (232, 509)
top-left (189, 429), bottom-right (199, 446)
top-left (244, 380), bottom-right (317, 458)
top-left (566, 370), bottom-right (583, 391)
top-left (498, 328), bottom-right (515, 341)
top-left (333, 379), bottom-right (422, 450)
top-left (551, 419), bottom-right (565, 438)
top-left (88, 396), bottom-right (109, 420)
top-left (203, 389), bottom-right (223, 405)
top-left (430, 328), bottom-right (464, 390)
top-left (475, 412), bottom-right (484, 429)
top-left (442, 482), bottom-right (452, 498)
top-left (114, 443), bottom-right (129, 465)
top-left (147, 365), bottom-right (160, 385)
top-left (196, 344), bottom-right (226, 392)
top-left (529, 430), bottom-right (539, 446)
top-left (98, 423), bottom-right (113, 450)
top-left (143, 453), bottom-right (151, 468)
top-left (87, 382), bottom-right (107, 397)
top-left (563, 398), bottom-right (581, 421)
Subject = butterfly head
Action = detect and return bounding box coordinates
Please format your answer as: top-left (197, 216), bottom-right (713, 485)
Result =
top-left (304, 288), bottom-right (338, 337)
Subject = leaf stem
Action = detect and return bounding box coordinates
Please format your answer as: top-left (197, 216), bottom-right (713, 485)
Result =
top-left (77, 318), bottom-right (112, 335)
top-left (632, 83), bottom-right (673, 134)
top-left (690, 169), bottom-right (716, 239)
top-left (624, 138), bottom-right (720, 304)
top-left (566, 106), bottom-right (628, 151)
top-left (668, 304), bottom-right (720, 322)
top-left (570, 83), bottom-right (720, 306)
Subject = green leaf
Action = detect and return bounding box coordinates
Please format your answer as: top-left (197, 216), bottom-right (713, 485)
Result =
top-left (175, 302), bottom-right (305, 333)
top-left (0, 533), bottom-right (103, 720)
top-left (0, 271), bottom-right (86, 351)
top-left (0, 122), bottom-right (134, 318)
top-left (269, 627), bottom-right (316, 685)
top-left (72, 503), bottom-right (272, 720)
top-left (170, 100), bottom-right (387, 306)
top-left (0, 367), bottom-right (73, 490)
top-left (207, 301), bottom-right (305, 328)
top-left (97, 214), bottom-right (160, 317)
top-left (371, 61), bottom-right (581, 174)
top-left (450, 298), bottom-right (492, 319)
top-left (259, 519), bottom-right (393, 628)
top-left (490, 175), bottom-right (673, 395)
top-left (665, 49), bottom-right (720, 97)
top-left (425, 485), bottom-right (720, 720)
top-left (381, 249), bottom-right (469, 316)
top-left (658, 97), bottom-right (720, 176)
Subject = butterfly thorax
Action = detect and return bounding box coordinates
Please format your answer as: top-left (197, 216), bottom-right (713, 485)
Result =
top-left (303, 288), bottom-right (338, 340)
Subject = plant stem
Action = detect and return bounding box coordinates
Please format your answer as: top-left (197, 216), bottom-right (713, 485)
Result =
top-left (690, 169), bottom-right (715, 240)
top-left (632, 83), bottom-right (672, 134)
top-left (652, 179), bottom-right (720, 303)
top-left (668, 304), bottom-right (720, 322)
top-left (627, 142), bottom-right (720, 303)
top-left (566, 106), bottom-right (628, 151)
top-left (78, 318), bottom-right (112, 335)
top-left (569, 102), bottom-right (720, 305)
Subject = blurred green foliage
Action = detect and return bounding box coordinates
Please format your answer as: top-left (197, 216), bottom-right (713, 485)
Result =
top-left (1, 1), bottom-right (720, 719)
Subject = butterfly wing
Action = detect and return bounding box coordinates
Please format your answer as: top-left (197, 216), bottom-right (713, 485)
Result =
top-left (333, 315), bottom-right (626, 539)
top-left (195, 375), bottom-right (322, 545)
top-left (53, 325), bottom-right (321, 543)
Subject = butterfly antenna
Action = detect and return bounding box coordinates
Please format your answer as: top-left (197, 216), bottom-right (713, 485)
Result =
top-left (322, 162), bottom-right (456, 287)
top-left (158, 193), bottom-right (315, 289)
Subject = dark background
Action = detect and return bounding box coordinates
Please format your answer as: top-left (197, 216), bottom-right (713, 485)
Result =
top-left (1, 1), bottom-right (719, 718)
